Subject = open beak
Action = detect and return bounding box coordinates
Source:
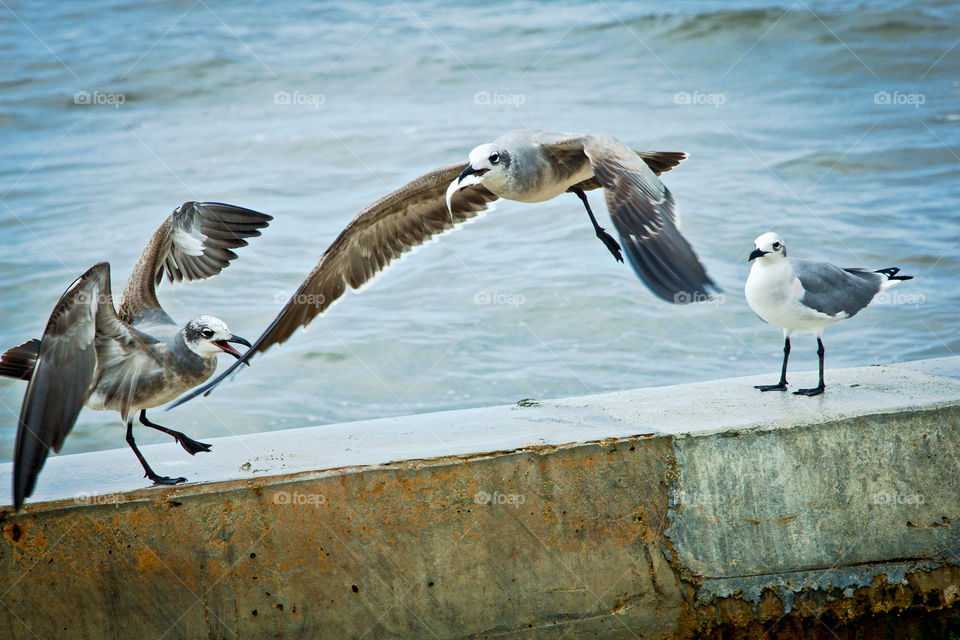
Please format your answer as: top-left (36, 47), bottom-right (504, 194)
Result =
top-left (748, 248), bottom-right (767, 261)
top-left (213, 334), bottom-right (252, 364)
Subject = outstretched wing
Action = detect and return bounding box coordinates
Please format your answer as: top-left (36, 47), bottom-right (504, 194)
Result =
top-left (168, 164), bottom-right (498, 408)
top-left (118, 202), bottom-right (272, 324)
top-left (13, 262), bottom-right (134, 510)
top-left (551, 135), bottom-right (716, 303)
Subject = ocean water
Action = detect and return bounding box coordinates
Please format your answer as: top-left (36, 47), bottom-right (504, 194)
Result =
top-left (0, 0), bottom-right (958, 457)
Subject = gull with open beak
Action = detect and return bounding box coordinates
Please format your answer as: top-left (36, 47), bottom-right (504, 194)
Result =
top-left (0, 201), bottom-right (270, 510)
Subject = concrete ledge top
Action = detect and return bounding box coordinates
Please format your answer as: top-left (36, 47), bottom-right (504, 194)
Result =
top-left (5, 358), bottom-right (960, 509)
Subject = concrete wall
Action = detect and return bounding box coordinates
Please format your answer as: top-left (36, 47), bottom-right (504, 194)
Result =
top-left (0, 359), bottom-right (958, 638)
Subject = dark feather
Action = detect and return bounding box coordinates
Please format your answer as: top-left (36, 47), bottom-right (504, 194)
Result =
top-left (118, 202), bottom-right (272, 324)
top-left (0, 339), bottom-right (40, 381)
top-left (14, 264), bottom-right (110, 509)
top-left (581, 137), bottom-right (716, 303)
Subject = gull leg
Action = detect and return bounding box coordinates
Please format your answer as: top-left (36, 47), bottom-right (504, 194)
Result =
top-left (756, 337), bottom-right (790, 391)
top-left (139, 409), bottom-right (212, 455)
top-left (126, 420), bottom-right (187, 485)
top-left (794, 338), bottom-right (826, 396)
top-left (570, 187), bottom-right (623, 263)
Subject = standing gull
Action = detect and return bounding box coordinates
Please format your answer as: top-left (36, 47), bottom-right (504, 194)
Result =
top-left (0, 202), bottom-right (270, 510)
top-left (168, 129), bottom-right (714, 408)
top-left (745, 232), bottom-right (912, 396)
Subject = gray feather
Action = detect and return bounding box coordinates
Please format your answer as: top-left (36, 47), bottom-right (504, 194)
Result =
top-left (14, 263), bottom-right (111, 509)
top-left (578, 136), bottom-right (715, 302)
top-left (794, 259), bottom-right (883, 317)
top-left (118, 201), bottom-right (272, 324)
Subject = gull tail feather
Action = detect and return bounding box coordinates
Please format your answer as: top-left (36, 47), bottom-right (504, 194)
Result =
top-left (875, 267), bottom-right (913, 291)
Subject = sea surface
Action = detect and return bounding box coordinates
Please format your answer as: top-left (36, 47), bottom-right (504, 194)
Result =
top-left (1, 0), bottom-right (958, 456)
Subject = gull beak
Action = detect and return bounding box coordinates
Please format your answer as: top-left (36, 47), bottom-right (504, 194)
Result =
top-left (748, 248), bottom-right (767, 261)
top-left (446, 165), bottom-right (490, 216)
top-left (213, 334), bottom-right (252, 364)
top-left (457, 165), bottom-right (488, 184)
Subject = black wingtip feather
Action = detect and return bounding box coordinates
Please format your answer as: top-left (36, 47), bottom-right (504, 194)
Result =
top-left (636, 151), bottom-right (688, 176)
top-left (875, 267), bottom-right (913, 281)
top-left (197, 201), bottom-right (273, 225)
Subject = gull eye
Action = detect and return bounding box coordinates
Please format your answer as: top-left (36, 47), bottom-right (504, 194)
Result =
top-left (772, 242), bottom-right (781, 250)
top-left (488, 152), bottom-right (500, 165)
top-left (201, 329), bottom-right (215, 339)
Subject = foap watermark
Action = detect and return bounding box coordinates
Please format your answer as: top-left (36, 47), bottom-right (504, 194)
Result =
top-left (474, 291), bottom-right (525, 307)
top-left (74, 491), bottom-right (123, 507)
top-left (74, 91), bottom-right (125, 108)
top-left (71, 290), bottom-right (116, 307)
top-left (674, 91), bottom-right (725, 108)
top-left (673, 291), bottom-right (725, 305)
top-left (873, 491), bottom-right (925, 506)
top-left (274, 90), bottom-right (326, 108)
top-left (873, 291), bottom-right (926, 307)
top-left (874, 91), bottom-right (925, 108)
top-left (675, 490), bottom-right (727, 506)
top-left (274, 291), bottom-right (326, 308)
top-left (474, 90), bottom-right (526, 108)
top-left (474, 490), bottom-right (525, 508)
top-left (273, 490), bottom-right (326, 506)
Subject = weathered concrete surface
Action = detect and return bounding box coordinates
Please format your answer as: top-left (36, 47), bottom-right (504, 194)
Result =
top-left (0, 360), bottom-right (958, 639)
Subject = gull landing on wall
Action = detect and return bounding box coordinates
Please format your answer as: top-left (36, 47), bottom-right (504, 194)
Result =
top-left (0, 202), bottom-right (270, 510)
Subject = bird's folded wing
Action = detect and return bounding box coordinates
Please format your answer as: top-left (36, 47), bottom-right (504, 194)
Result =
top-left (794, 261), bottom-right (883, 318)
top-left (578, 136), bottom-right (716, 303)
top-left (167, 163), bottom-right (498, 408)
top-left (13, 262), bottom-right (136, 509)
top-left (118, 202), bottom-right (273, 324)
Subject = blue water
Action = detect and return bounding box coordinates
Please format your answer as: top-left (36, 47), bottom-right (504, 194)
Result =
top-left (1, 0), bottom-right (958, 456)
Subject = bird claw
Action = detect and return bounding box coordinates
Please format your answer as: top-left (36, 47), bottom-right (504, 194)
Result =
top-left (597, 229), bottom-right (623, 262)
top-left (755, 383), bottom-right (788, 392)
top-left (177, 437), bottom-right (212, 456)
top-left (147, 474), bottom-right (187, 486)
top-left (793, 386), bottom-right (825, 397)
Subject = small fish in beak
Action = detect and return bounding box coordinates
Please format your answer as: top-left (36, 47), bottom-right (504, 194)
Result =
top-left (445, 165), bottom-right (489, 217)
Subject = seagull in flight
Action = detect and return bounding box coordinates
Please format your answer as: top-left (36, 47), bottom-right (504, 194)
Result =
top-left (745, 231), bottom-right (913, 396)
top-left (0, 202), bottom-right (270, 510)
top-left (168, 129), bottom-right (717, 408)
top-left (448, 130), bottom-right (716, 302)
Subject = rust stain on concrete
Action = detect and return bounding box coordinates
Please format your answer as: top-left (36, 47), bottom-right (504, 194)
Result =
top-left (0, 412), bottom-right (956, 639)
